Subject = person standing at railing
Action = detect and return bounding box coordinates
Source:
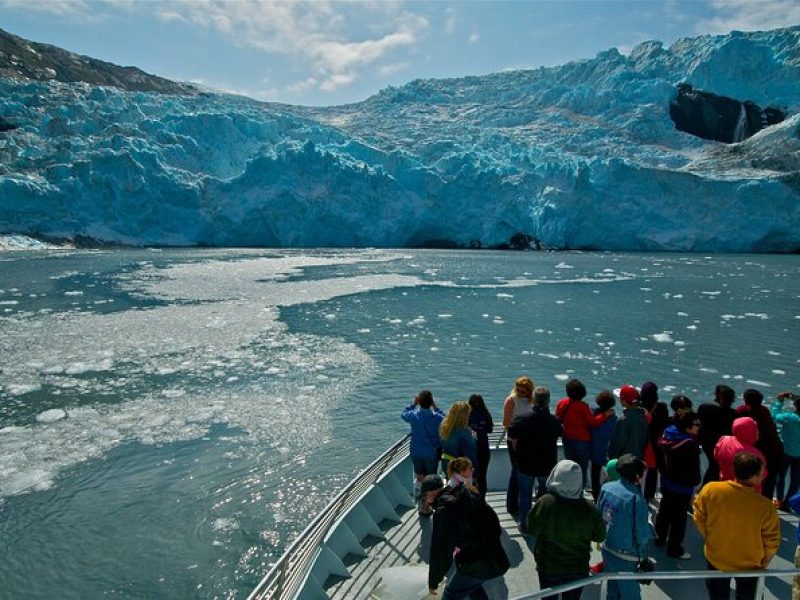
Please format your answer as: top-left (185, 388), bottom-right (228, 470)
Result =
top-left (402, 389), bottom-right (445, 516)
top-left (440, 401), bottom-right (478, 476)
top-left (771, 391), bottom-right (800, 511)
top-left (693, 452), bottom-right (780, 600)
top-left (468, 393), bottom-right (494, 498)
top-left (736, 388), bottom-right (785, 501)
top-left (598, 453), bottom-right (653, 600)
top-left (502, 376), bottom-right (535, 516)
top-left (698, 385), bottom-right (737, 487)
top-left (555, 379), bottom-right (614, 490)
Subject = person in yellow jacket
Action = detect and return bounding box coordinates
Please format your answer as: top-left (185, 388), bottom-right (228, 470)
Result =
top-left (693, 452), bottom-right (781, 600)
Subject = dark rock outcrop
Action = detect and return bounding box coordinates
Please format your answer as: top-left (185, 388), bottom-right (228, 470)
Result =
top-left (669, 83), bottom-right (785, 144)
top-left (0, 27), bottom-right (196, 95)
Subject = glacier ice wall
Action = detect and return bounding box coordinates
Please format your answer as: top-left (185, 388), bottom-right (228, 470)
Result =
top-left (0, 27), bottom-right (799, 251)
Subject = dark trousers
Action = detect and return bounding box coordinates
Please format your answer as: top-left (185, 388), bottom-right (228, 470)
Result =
top-left (591, 462), bottom-right (603, 501)
top-left (654, 488), bottom-right (691, 557)
top-left (762, 453), bottom-right (783, 500)
top-left (702, 446), bottom-right (720, 486)
top-left (538, 573), bottom-right (585, 600)
top-left (476, 442), bottom-right (491, 498)
top-left (506, 444), bottom-right (519, 515)
top-left (706, 561), bottom-right (758, 600)
top-left (776, 454), bottom-right (800, 502)
top-left (442, 569), bottom-right (489, 600)
top-left (644, 467), bottom-right (658, 501)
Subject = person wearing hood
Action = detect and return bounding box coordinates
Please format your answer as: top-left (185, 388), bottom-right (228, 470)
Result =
top-left (527, 460), bottom-right (606, 599)
top-left (428, 458), bottom-right (509, 598)
top-left (714, 416), bottom-right (767, 492)
top-left (607, 385), bottom-right (649, 462)
top-left (654, 411), bottom-right (701, 560)
top-left (598, 454), bottom-right (653, 600)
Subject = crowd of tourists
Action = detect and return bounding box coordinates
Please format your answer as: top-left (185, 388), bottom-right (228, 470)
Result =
top-left (401, 379), bottom-right (800, 600)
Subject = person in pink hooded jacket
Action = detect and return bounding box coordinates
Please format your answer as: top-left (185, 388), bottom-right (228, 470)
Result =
top-left (714, 416), bottom-right (767, 491)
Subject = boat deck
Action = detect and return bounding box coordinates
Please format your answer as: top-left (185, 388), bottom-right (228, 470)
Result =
top-left (329, 490), bottom-right (798, 599)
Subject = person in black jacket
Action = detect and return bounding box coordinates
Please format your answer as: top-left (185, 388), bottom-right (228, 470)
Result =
top-left (698, 385), bottom-right (737, 486)
top-left (507, 386), bottom-right (563, 531)
top-left (468, 393), bottom-right (494, 498)
top-left (640, 381), bottom-right (669, 501)
top-left (654, 411), bottom-right (701, 559)
top-left (428, 458), bottom-right (509, 598)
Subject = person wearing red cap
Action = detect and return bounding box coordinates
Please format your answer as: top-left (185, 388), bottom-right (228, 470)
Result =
top-left (608, 385), bottom-right (649, 462)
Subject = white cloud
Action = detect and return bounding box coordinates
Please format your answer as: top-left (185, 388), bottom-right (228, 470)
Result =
top-left (1, 0), bottom-right (105, 21)
top-left (152, 0), bottom-right (428, 94)
top-left (379, 62), bottom-right (410, 77)
top-left (468, 32), bottom-right (480, 44)
top-left (444, 7), bottom-right (456, 34)
top-left (698, 0), bottom-right (800, 34)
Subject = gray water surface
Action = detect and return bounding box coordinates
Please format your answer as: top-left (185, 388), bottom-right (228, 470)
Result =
top-left (0, 249), bottom-right (797, 598)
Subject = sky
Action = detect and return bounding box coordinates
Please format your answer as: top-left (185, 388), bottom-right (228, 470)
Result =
top-left (1, 0), bottom-right (799, 107)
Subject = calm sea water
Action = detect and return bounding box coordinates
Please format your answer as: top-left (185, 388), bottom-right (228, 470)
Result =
top-left (0, 249), bottom-right (797, 598)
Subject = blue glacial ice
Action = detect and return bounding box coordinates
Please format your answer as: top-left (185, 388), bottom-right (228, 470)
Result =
top-left (0, 26), bottom-right (799, 251)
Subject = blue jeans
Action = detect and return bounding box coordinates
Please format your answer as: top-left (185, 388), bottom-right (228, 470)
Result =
top-left (518, 472), bottom-right (548, 529)
top-left (776, 454), bottom-right (800, 501)
top-left (442, 569), bottom-right (489, 600)
top-left (601, 549), bottom-right (641, 600)
top-left (563, 438), bottom-right (590, 488)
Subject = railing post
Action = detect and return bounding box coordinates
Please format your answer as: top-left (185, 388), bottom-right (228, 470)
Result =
top-left (755, 574), bottom-right (765, 599)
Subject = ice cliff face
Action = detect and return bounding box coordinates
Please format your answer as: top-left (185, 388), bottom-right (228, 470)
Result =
top-left (1, 27), bottom-right (799, 251)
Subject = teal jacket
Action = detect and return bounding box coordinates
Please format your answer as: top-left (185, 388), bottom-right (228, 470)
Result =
top-left (772, 400), bottom-right (800, 458)
top-left (527, 493), bottom-right (606, 576)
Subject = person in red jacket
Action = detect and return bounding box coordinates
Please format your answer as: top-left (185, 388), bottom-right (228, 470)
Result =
top-left (556, 379), bottom-right (614, 489)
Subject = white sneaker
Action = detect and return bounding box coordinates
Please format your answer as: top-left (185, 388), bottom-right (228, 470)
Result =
top-left (675, 552), bottom-right (691, 560)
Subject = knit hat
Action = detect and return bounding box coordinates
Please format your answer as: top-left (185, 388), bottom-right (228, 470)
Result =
top-left (604, 458), bottom-right (620, 481)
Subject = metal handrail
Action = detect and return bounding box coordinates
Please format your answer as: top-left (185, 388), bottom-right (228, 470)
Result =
top-left (247, 434), bottom-right (412, 600)
top-left (512, 568), bottom-right (800, 599)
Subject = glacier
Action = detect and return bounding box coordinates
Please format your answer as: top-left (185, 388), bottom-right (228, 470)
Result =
top-left (0, 27), bottom-right (799, 252)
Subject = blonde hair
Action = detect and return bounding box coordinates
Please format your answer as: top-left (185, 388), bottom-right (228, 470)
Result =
top-left (447, 457), bottom-right (473, 478)
top-left (447, 457), bottom-right (479, 493)
top-left (440, 401), bottom-right (471, 440)
top-left (510, 376), bottom-right (534, 399)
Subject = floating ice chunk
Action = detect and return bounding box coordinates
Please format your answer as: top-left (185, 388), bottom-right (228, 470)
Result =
top-left (686, 325), bottom-right (697, 330)
top-left (437, 314), bottom-right (452, 319)
top-left (0, 300), bottom-right (19, 306)
top-left (677, 312), bottom-right (689, 317)
top-left (701, 291), bottom-right (721, 296)
top-left (497, 293), bottom-right (514, 299)
top-left (640, 287), bottom-right (652, 292)
top-left (323, 314), bottom-right (337, 320)
top-left (554, 374), bottom-right (569, 381)
top-left (388, 318), bottom-right (403, 324)
top-left (407, 316), bottom-right (426, 326)
top-left (357, 328), bottom-right (371, 333)
top-left (493, 319), bottom-right (505, 325)
top-left (555, 300), bottom-right (566, 305)
top-left (36, 409), bottom-right (67, 423)
top-left (674, 341), bottom-right (686, 346)
top-left (555, 262), bottom-right (574, 269)
top-left (212, 517), bottom-right (239, 532)
top-left (700, 367), bottom-right (718, 373)
top-left (768, 351), bottom-right (781, 356)
top-left (64, 291), bottom-right (84, 296)
top-left (652, 333), bottom-right (674, 343)
top-left (746, 380), bottom-right (770, 387)
top-left (6, 383), bottom-right (41, 396)
top-left (772, 370), bottom-right (785, 375)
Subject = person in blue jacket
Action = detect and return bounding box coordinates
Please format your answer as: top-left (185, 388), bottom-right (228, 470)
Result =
top-left (402, 389), bottom-right (445, 515)
top-left (598, 453), bottom-right (654, 600)
top-left (591, 390), bottom-right (618, 501)
top-left (440, 401), bottom-right (478, 476)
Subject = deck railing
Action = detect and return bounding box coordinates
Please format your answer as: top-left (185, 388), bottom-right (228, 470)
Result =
top-left (247, 434), bottom-right (412, 600)
top-left (513, 568), bottom-right (800, 599)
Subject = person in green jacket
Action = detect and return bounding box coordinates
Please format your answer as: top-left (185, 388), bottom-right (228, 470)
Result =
top-left (528, 460), bottom-right (606, 599)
